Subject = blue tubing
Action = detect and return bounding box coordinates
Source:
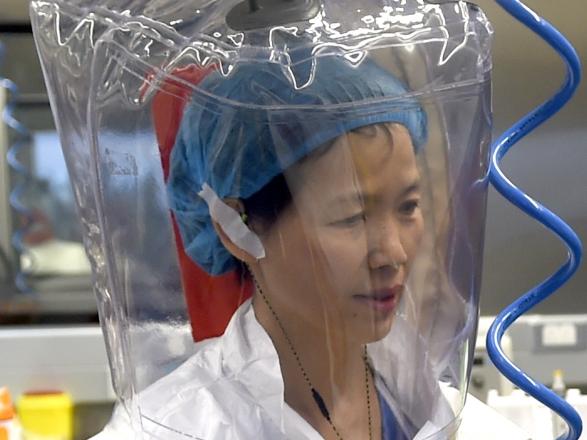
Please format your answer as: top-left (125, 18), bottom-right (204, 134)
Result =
top-left (0, 47), bottom-right (33, 292)
top-left (486, 1), bottom-right (583, 439)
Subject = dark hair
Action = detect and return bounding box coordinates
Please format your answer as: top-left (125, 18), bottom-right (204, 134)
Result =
top-left (242, 172), bottom-right (292, 231)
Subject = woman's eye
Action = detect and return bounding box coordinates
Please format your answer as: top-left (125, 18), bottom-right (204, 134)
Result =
top-left (333, 213), bottom-right (365, 227)
top-left (399, 199), bottom-right (420, 216)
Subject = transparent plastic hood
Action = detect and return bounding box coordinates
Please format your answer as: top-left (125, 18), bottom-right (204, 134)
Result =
top-left (32, 1), bottom-right (493, 438)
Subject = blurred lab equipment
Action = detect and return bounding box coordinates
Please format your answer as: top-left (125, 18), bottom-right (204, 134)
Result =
top-left (487, 387), bottom-right (587, 440)
top-left (0, 22), bottom-right (95, 323)
top-left (0, 388), bottom-right (22, 440)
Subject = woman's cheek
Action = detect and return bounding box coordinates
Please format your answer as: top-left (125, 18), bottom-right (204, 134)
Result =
top-left (314, 228), bottom-right (368, 286)
top-left (406, 215), bottom-right (425, 261)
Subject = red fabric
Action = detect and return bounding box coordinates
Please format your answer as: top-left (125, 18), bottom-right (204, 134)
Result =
top-left (151, 65), bottom-right (253, 341)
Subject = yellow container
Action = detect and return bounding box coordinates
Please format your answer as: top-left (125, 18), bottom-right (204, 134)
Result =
top-left (16, 392), bottom-right (73, 440)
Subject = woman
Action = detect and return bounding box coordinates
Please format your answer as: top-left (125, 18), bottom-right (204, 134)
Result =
top-left (143, 53), bottom-right (453, 439)
top-left (93, 56), bottom-right (528, 440)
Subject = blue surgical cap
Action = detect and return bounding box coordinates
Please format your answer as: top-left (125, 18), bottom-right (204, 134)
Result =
top-left (167, 56), bottom-right (427, 275)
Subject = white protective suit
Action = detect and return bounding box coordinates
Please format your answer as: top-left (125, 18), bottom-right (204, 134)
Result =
top-left (91, 299), bottom-right (531, 440)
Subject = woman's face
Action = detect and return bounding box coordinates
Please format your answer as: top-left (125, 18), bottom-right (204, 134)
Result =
top-left (256, 123), bottom-right (424, 344)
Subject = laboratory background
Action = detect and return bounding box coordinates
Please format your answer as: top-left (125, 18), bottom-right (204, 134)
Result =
top-left (0, 0), bottom-right (586, 439)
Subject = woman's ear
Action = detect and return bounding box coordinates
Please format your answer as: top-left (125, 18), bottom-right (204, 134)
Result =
top-left (211, 198), bottom-right (266, 264)
top-left (198, 184), bottom-right (266, 263)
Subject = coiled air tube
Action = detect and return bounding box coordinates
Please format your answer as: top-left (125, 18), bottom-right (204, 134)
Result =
top-left (0, 44), bottom-right (33, 292)
top-left (486, 1), bottom-right (583, 439)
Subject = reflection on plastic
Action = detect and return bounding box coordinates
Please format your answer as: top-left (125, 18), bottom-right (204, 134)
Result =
top-left (30, 0), bottom-right (494, 438)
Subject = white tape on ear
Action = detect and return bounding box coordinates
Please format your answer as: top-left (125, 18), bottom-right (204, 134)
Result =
top-left (198, 183), bottom-right (266, 260)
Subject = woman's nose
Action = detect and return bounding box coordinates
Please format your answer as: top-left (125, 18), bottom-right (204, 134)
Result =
top-left (368, 221), bottom-right (408, 271)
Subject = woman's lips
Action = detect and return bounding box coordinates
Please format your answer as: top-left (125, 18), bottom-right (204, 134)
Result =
top-left (353, 285), bottom-right (404, 314)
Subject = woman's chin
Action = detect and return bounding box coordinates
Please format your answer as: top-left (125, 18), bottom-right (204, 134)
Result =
top-left (357, 314), bottom-right (396, 344)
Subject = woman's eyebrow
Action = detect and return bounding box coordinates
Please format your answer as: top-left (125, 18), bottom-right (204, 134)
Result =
top-left (399, 179), bottom-right (421, 199)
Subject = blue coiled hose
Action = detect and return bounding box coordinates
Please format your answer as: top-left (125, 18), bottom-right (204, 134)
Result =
top-left (486, 1), bottom-right (583, 439)
top-left (0, 43), bottom-right (34, 292)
